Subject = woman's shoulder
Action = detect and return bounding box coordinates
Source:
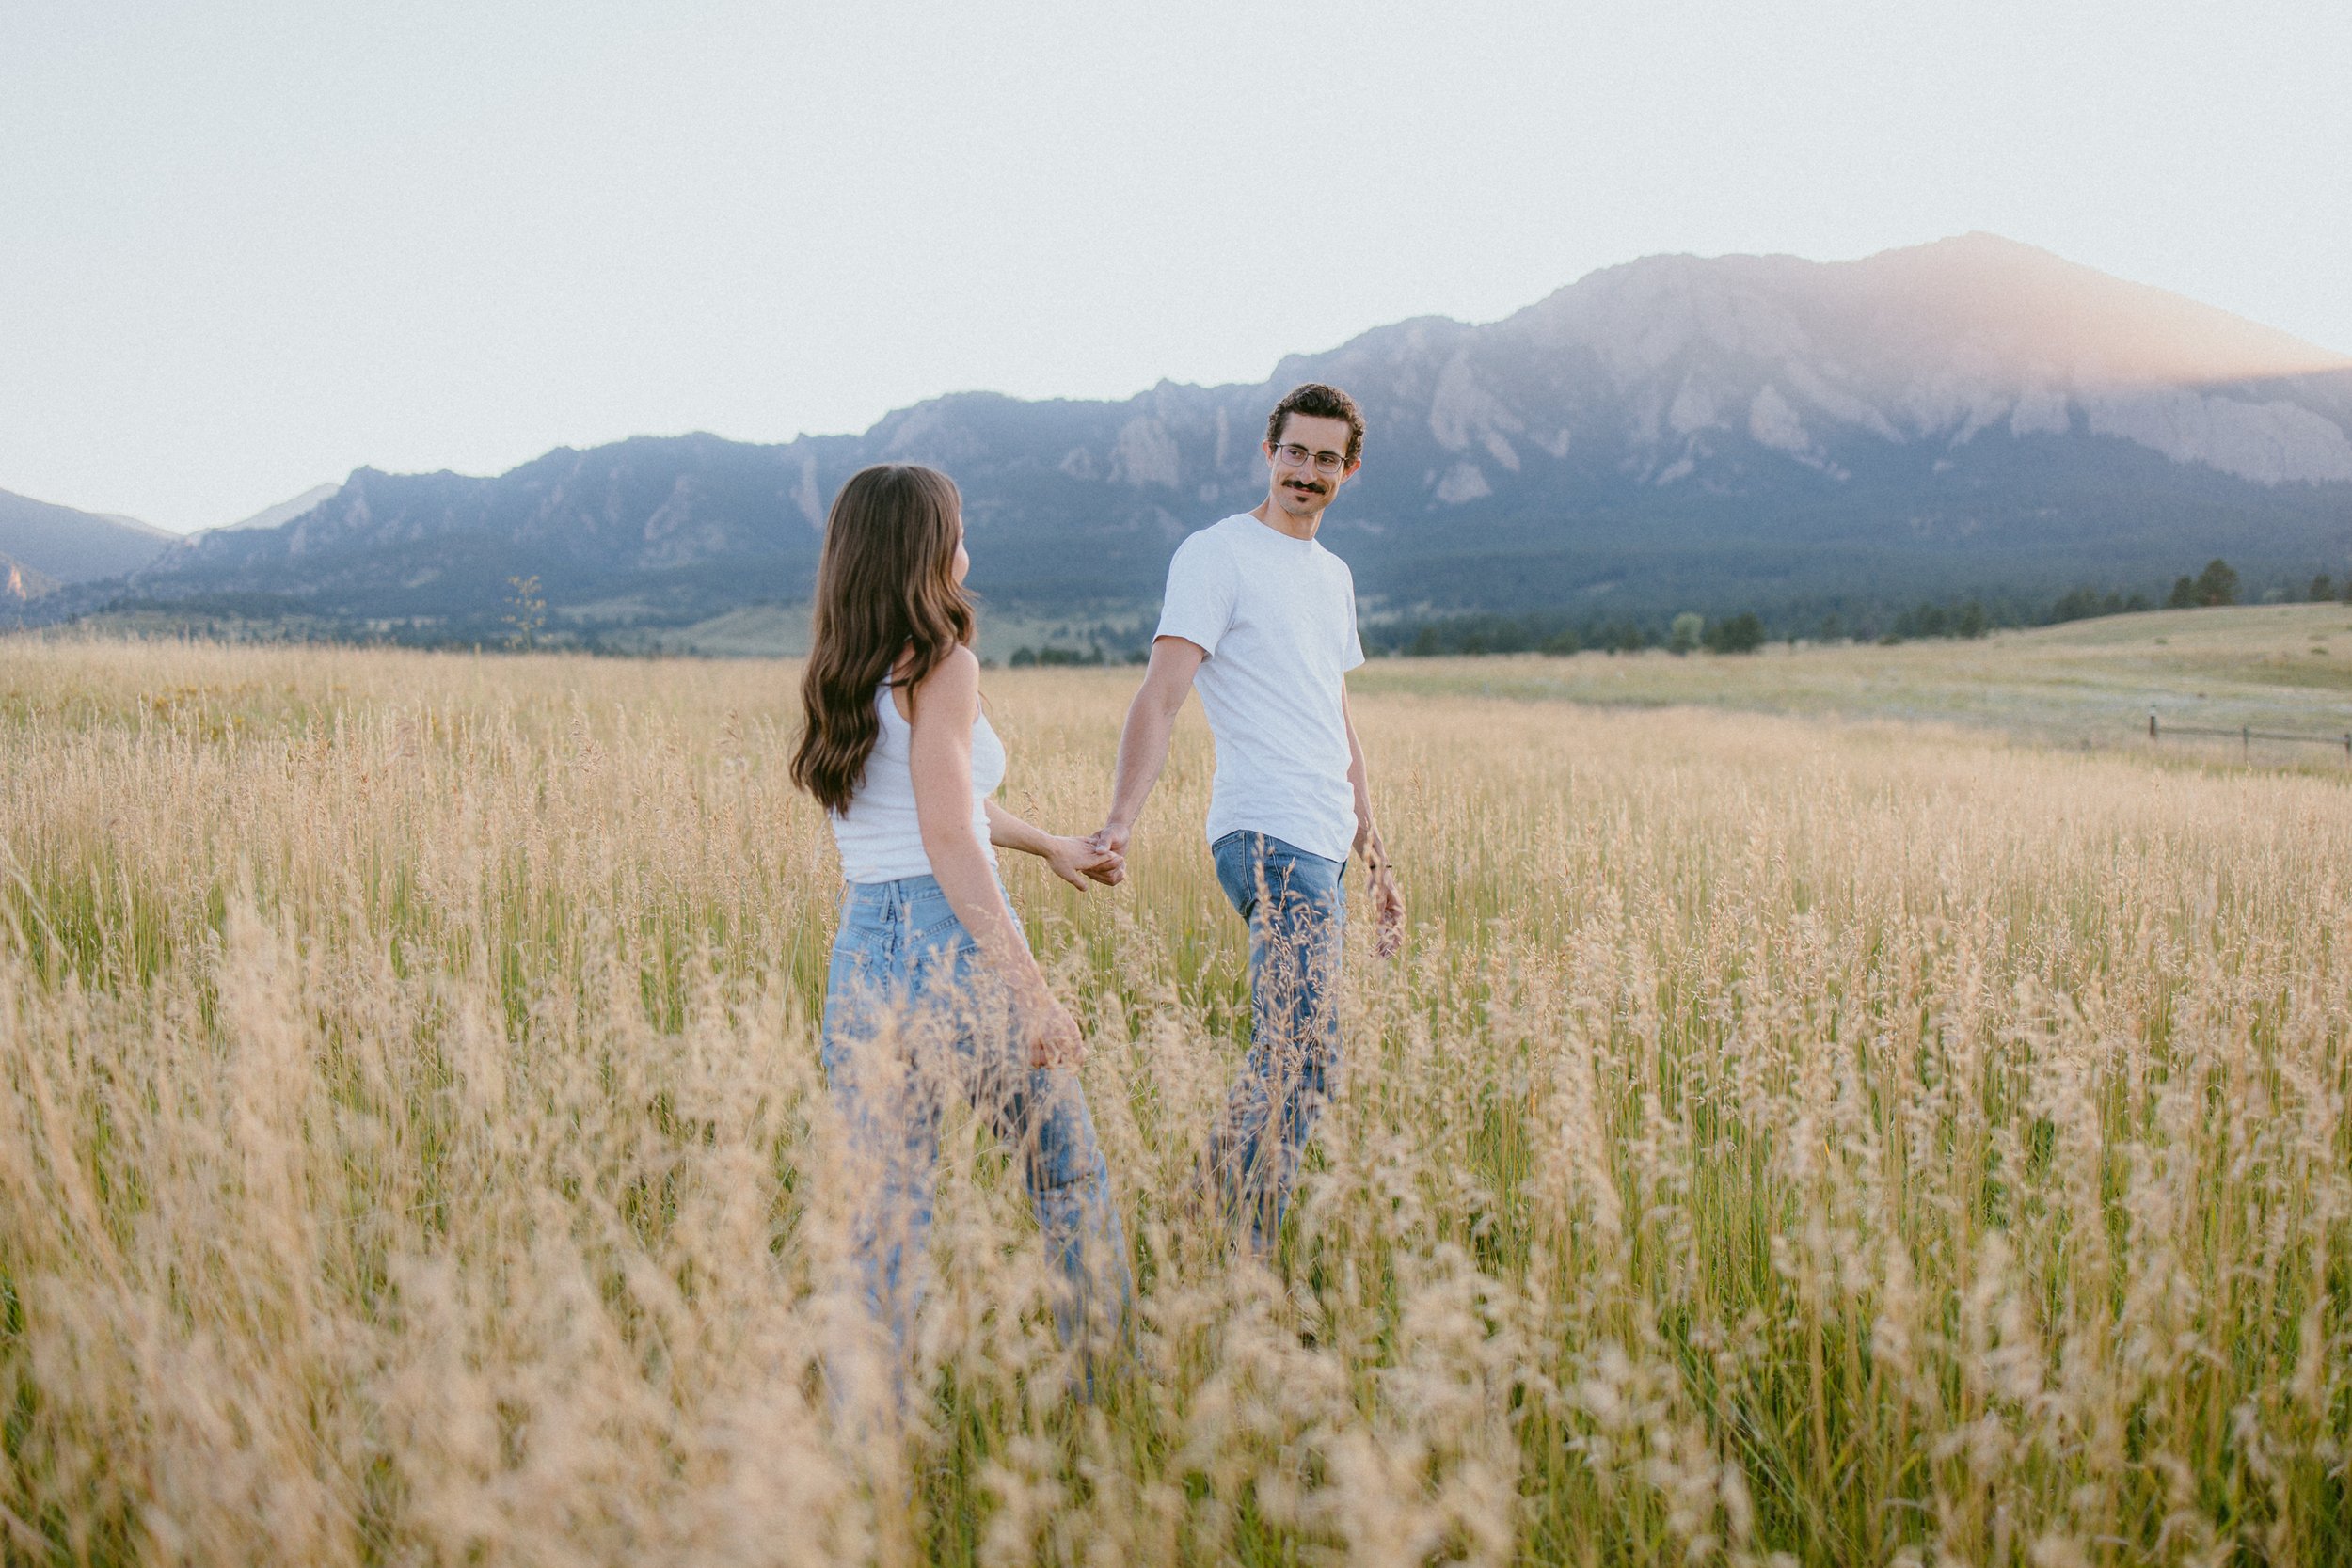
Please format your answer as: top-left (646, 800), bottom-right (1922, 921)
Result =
top-left (903, 643), bottom-right (981, 721)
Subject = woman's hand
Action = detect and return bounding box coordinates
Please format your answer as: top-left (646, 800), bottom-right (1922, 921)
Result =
top-left (1025, 996), bottom-right (1086, 1069)
top-left (1042, 833), bottom-right (1122, 891)
top-left (987, 801), bottom-right (1124, 888)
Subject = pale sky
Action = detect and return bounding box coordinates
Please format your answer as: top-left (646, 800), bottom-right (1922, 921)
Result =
top-left (6, 0), bottom-right (2349, 532)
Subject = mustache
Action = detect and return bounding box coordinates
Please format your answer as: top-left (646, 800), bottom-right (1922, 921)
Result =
top-left (1286, 479), bottom-right (1327, 495)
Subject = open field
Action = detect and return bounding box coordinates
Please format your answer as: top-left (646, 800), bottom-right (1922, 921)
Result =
top-left (1, 633), bottom-right (2347, 1566)
top-left (1355, 604), bottom-right (2352, 765)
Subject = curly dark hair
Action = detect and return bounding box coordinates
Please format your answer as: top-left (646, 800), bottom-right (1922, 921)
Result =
top-left (1263, 383), bottom-right (1364, 467)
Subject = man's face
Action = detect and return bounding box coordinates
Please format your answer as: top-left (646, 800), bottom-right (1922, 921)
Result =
top-left (1264, 413), bottom-right (1359, 520)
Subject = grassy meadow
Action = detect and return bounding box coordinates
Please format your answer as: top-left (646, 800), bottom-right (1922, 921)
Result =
top-left (1, 624), bottom-right (2347, 1566)
top-left (1351, 604), bottom-right (2352, 762)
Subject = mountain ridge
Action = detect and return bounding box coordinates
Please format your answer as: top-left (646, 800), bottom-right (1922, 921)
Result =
top-left (22, 234), bottom-right (2352, 643)
top-left (0, 488), bottom-right (174, 591)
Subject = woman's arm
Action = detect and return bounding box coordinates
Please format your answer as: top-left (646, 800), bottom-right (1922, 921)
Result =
top-left (985, 799), bottom-right (1123, 890)
top-left (906, 647), bottom-right (1082, 1065)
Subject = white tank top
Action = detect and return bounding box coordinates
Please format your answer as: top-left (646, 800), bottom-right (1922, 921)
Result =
top-left (830, 680), bottom-right (1004, 883)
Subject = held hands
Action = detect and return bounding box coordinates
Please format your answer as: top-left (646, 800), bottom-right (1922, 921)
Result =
top-left (1083, 821), bottom-right (1131, 887)
top-left (1043, 833), bottom-right (1123, 891)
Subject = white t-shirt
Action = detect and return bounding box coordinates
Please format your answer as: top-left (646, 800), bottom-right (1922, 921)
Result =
top-left (1154, 513), bottom-right (1365, 863)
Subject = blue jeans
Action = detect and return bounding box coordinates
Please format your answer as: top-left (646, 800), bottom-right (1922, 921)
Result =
top-left (1205, 832), bottom-right (1347, 1251)
top-left (819, 875), bottom-right (1131, 1399)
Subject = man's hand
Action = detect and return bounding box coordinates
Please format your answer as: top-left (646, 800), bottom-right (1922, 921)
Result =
top-left (1087, 821), bottom-right (1132, 886)
top-left (1358, 825), bottom-right (1405, 958)
top-left (1367, 859), bottom-right (1405, 958)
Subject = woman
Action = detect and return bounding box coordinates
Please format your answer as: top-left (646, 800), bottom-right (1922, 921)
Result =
top-left (790, 463), bottom-right (1130, 1406)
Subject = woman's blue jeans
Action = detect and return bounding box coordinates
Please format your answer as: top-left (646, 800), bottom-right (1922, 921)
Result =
top-left (1205, 831), bottom-right (1347, 1251)
top-left (819, 874), bottom-right (1131, 1402)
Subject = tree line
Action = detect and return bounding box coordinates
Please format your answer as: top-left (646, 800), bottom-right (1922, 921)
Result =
top-left (1355, 557), bottom-right (2351, 659)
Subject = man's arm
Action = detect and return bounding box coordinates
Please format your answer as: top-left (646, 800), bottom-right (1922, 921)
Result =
top-left (1341, 682), bottom-right (1406, 957)
top-left (1096, 635), bottom-right (1206, 863)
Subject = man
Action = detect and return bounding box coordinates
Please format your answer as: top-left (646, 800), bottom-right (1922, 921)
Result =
top-left (1095, 381), bottom-right (1405, 1250)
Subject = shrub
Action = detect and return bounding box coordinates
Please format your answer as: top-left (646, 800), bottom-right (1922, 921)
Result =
top-left (1703, 612), bottom-right (1765, 654)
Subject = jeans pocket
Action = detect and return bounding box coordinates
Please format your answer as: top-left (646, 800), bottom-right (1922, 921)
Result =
top-left (908, 902), bottom-right (965, 946)
top-left (1213, 834), bottom-right (1259, 918)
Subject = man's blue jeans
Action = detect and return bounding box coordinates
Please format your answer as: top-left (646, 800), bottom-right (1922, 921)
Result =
top-left (819, 875), bottom-right (1131, 1403)
top-left (1206, 831), bottom-right (1347, 1251)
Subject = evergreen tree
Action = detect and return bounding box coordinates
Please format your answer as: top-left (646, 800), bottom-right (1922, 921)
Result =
top-left (2193, 558), bottom-right (2238, 606)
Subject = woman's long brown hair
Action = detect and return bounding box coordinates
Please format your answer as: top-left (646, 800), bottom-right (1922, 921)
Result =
top-left (790, 464), bottom-right (976, 815)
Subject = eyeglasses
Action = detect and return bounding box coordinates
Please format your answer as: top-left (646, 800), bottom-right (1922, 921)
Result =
top-left (1272, 442), bottom-right (1348, 475)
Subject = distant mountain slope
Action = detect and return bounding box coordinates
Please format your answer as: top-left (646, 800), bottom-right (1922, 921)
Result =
top-left (40, 234), bottom-right (2352, 639)
top-left (212, 483), bottom-right (341, 535)
top-left (0, 488), bottom-right (174, 590)
top-left (111, 434), bottom-right (856, 630)
top-left (3, 553), bottom-right (63, 603)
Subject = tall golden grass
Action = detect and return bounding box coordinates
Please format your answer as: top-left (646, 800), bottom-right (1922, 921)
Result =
top-left (1, 636), bottom-right (2345, 1566)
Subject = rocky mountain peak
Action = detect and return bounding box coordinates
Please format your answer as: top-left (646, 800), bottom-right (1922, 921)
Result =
top-left (18, 235), bottom-right (2350, 640)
